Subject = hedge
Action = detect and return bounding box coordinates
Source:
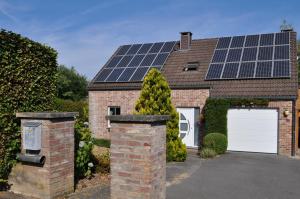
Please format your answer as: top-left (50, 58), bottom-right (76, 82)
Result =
top-left (0, 29), bottom-right (57, 183)
top-left (203, 133), bottom-right (227, 154)
top-left (204, 98), bottom-right (268, 136)
top-left (53, 98), bottom-right (88, 121)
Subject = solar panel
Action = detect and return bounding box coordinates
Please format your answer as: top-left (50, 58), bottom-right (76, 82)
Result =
top-left (116, 55), bottom-right (134, 67)
top-left (152, 53), bottom-right (169, 66)
top-left (127, 44), bottom-right (142, 55)
top-left (255, 61), bottom-right (272, 78)
top-left (230, 36), bottom-right (245, 48)
top-left (238, 62), bottom-right (255, 78)
top-left (260, 34), bottom-right (274, 46)
top-left (226, 48), bottom-right (242, 62)
top-left (216, 37), bottom-right (231, 49)
top-left (206, 64), bottom-right (224, 79)
top-left (149, 42), bottom-right (164, 53)
top-left (140, 54), bottom-right (156, 66)
top-left (206, 32), bottom-right (291, 81)
top-left (245, 35), bottom-right (259, 47)
top-left (222, 63), bottom-right (239, 78)
top-left (242, 47), bottom-right (257, 61)
top-left (258, 46), bottom-right (273, 60)
top-left (95, 69), bottom-right (113, 81)
top-left (161, 41), bottom-right (177, 52)
top-left (130, 67), bottom-right (149, 81)
top-left (275, 32), bottom-right (289, 45)
top-left (273, 60), bottom-right (290, 77)
top-left (212, 49), bottom-right (227, 63)
top-left (106, 56), bottom-right (122, 68)
top-left (106, 68), bottom-right (124, 82)
top-left (116, 45), bottom-right (131, 55)
top-left (127, 54), bottom-right (145, 67)
top-left (274, 45), bottom-right (289, 60)
top-left (138, 43), bottom-right (153, 54)
top-left (117, 68), bottom-right (136, 82)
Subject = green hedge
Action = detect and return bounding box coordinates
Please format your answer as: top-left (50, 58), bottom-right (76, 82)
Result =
top-left (203, 133), bottom-right (227, 154)
top-left (53, 98), bottom-right (88, 121)
top-left (204, 98), bottom-right (268, 136)
top-left (0, 29), bottom-right (57, 183)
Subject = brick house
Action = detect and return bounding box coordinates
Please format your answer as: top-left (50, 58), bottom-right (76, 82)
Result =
top-left (88, 30), bottom-right (299, 156)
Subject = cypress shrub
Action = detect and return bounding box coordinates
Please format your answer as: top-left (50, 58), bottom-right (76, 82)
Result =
top-left (0, 29), bottom-right (57, 184)
top-left (135, 68), bottom-right (187, 161)
top-left (203, 133), bottom-right (227, 154)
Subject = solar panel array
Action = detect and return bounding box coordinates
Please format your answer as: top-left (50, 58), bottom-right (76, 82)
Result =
top-left (206, 32), bottom-right (291, 80)
top-left (94, 41), bottom-right (177, 82)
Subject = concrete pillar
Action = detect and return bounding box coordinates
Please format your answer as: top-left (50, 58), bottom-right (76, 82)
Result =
top-left (107, 115), bottom-right (169, 199)
top-left (8, 112), bottom-right (77, 199)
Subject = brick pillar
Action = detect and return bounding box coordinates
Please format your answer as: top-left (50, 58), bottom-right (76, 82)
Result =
top-left (8, 112), bottom-right (77, 199)
top-left (108, 115), bottom-right (169, 199)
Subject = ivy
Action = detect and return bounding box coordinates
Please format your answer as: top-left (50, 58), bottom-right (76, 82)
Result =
top-left (0, 29), bottom-right (57, 184)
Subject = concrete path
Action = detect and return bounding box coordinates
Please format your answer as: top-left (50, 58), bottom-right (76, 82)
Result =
top-left (167, 152), bottom-right (300, 199)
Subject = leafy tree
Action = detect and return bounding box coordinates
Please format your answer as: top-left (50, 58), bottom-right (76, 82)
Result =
top-left (135, 68), bottom-right (187, 161)
top-left (56, 65), bottom-right (88, 101)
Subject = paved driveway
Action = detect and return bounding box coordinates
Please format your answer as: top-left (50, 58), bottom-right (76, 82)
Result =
top-left (166, 152), bottom-right (300, 199)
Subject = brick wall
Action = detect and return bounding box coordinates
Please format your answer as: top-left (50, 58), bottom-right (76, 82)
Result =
top-left (269, 101), bottom-right (293, 156)
top-left (9, 113), bottom-right (76, 199)
top-left (109, 116), bottom-right (167, 199)
top-left (89, 89), bottom-right (209, 139)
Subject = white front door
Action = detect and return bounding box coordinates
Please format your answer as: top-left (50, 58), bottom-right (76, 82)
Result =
top-left (177, 108), bottom-right (198, 147)
top-left (227, 109), bottom-right (278, 153)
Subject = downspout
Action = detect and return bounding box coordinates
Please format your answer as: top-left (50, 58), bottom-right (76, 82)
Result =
top-left (292, 99), bottom-right (296, 156)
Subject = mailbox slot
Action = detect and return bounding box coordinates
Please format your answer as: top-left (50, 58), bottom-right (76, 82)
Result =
top-left (23, 121), bottom-right (42, 151)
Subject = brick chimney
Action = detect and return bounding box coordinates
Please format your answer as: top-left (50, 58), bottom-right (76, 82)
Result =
top-left (180, 32), bottom-right (192, 50)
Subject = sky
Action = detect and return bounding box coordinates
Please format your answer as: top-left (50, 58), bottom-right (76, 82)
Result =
top-left (0, 0), bottom-right (299, 79)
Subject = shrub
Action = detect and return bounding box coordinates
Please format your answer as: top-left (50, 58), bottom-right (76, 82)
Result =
top-left (0, 29), bottom-right (57, 183)
top-left (200, 148), bottom-right (217, 159)
top-left (75, 121), bottom-right (94, 179)
top-left (203, 133), bottom-right (227, 154)
top-left (94, 139), bottom-right (111, 148)
top-left (135, 68), bottom-right (187, 162)
top-left (92, 146), bottom-right (110, 173)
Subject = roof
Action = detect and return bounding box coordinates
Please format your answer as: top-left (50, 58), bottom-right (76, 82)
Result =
top-left (88, 31), bottom-right (298, 99)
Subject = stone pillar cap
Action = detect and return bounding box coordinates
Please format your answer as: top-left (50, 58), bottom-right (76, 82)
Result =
top-left (16, 112), bottom-right (79, 119)
top-left (106, 115), bottom-right (170, 123)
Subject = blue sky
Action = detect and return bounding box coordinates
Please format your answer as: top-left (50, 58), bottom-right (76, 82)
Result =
top-left (0, 0), bottom-right (299, 79)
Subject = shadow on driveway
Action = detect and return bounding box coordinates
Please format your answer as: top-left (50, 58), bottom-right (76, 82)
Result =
top-left (166, 152), bottom-right (300, 199)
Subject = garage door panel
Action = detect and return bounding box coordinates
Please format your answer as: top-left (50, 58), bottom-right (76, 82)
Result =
top-left (227, 109), bottom-right (278, 153)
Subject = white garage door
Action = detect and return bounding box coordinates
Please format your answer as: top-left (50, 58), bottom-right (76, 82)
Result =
top-left (227, 109), bottom-right (278, 153)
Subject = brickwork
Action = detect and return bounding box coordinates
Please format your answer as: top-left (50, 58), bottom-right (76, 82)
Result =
top-left (9, 112), bottom-right (76, 199)
top-left (269, 101), bottom-right (293, 156)
top-left (109, 116), bottom-right (167, 199)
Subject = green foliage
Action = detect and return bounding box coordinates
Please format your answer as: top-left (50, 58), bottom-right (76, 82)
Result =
top-left (75, 120), bottom-right (94, 179)
top-left (0, 29), bottom-right (57, 183)
top-left (200, 148), bottom-right (217, 159)
top-left (204, 98), bottom-right (268, 135)
top-left (203, 133), bottom-right (228, 154)
top-left (94, 138), bottom-right (111, 148)
top-left (92, 146), bottom-right (110, 173)
top-left (56, 65), bottom-right (88, 101)
top-left (135, 68), bottom-right (187, 162)
top-left (53, 98), bottom-right (88, 122)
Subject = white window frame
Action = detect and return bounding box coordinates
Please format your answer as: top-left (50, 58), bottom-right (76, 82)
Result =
top-left (107, 106), bottom-right (121, 128)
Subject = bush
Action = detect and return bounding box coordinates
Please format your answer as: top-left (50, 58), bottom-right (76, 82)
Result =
top-left (75, 121), bottom-right (94, 179)
top-left (92, 146), bottom-right (110, 173)
top-left (135, 68), bottom-right (187, 162)
top-left (94, 139), bottom-right (111, 148)
top-left (203, 133), bottom-right (227, 154)
top-left (0, 29), bottom-right (57, 183)
top-left (200, 148), bottom-right (217, 159)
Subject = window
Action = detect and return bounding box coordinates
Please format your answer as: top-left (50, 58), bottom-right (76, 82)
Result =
top-left (183, 62), bottom-right (199, 71)
top-left (107, 106), bottom-right (121, 128)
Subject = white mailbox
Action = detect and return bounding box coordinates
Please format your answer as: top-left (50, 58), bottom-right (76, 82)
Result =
top-left (23, 122), bottom-right (42, 150)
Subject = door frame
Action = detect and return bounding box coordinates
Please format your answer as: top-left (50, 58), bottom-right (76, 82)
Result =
top-left (227, 108), bottom-right (280, 154)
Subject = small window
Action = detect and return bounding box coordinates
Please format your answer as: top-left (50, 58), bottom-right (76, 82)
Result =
top-left (183, 62), bottom-right (199, 71)
top-left (107, 106), bottom-right (121, 128)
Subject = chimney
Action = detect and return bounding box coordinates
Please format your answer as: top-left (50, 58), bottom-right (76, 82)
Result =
top-left (180, 32), bottom-right (192, 50)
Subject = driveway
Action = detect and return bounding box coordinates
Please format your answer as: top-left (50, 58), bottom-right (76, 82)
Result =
top-left (166, 152), bottom-right (300, 199)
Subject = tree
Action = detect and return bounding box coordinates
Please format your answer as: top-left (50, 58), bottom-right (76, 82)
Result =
top-left (56, 65), bottom-right (88, 101)
top-left (135, 68), bottom-right (187, 161)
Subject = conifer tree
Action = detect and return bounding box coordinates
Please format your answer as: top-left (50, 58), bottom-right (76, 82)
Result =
top-left (135, 68), bottom-right (187, 161)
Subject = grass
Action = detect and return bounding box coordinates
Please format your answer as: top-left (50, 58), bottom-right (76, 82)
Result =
top-left (94, 138), bottom-right (110, 148)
